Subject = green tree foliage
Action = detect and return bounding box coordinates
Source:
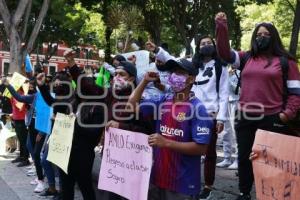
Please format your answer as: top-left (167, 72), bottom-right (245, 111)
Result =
top-left (237, 0), bottom-right (300, 60)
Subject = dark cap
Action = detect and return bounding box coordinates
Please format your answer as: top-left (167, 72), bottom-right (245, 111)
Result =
top-left (113, 55), bottom-right (126, 62)
top-left (165, 59), bottom-right (199, 76)
top-left (116, 61), bottom-right (137, 78)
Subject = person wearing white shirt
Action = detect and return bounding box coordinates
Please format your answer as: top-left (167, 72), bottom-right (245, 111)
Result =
top-left (191, 35), bottom-right (229, 200)
top-left (216, 67), bottom-right (240, 170)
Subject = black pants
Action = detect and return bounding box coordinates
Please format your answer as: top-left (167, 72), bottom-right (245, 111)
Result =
top-left (204, 120), bottom-right (218, 186)
top-left (61, 145), bottom-right (96, 200)
top-left (28, 120), bottom-right (45, 180)
top-left (14, 120), bottom-right (29, 159)
top-left (31, 126), bottom-right (46, 181)
top-left (235, 112), bottom-right (292, 194)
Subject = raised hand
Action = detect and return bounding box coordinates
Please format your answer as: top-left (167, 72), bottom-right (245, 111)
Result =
top-left (145, 41), bottom-right (157, 53)
top-left (215, 12), bottom-right (227, 22)
top-left (36, 73), bottom-right (46, 86)
top-left (127, 55), bottom-right (137, 65)
top-left (143, 71), bottom-right (159, 83)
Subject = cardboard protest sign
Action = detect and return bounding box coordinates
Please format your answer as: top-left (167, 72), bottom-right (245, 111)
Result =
top-left (122, 50), bottom-right (150, 84)
top-left (15, 101), bottom-right (24, 110)
top-left (35, 92), bottom-right (54, 135)
top-left (47, 113), bottom-right (75, 174)
top-left (98, 128), bottom-right (153, 200)
top-left (252, 129), bottom-right (300, 200)
top-left (122, 50), bottom-right (150, 70)
top-left (3, 72), bottom-right (27, 98)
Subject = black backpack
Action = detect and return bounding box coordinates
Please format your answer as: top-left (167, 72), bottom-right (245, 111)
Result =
top-left (215, 59), bottom-right (225, 94)
top-left (238, 52), bottom-right (300, 135)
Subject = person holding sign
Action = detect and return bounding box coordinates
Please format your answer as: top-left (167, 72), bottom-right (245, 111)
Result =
top-left (1, 77), bottom-right (47, 193)
top-left (127, 59), bottom-right (213, 200)
top-left (7, 85), bottom-right (30, 167)
top-left (215, 12), bottom-right (300, 200)
top-left (67, 56), bottom-right (154, 200)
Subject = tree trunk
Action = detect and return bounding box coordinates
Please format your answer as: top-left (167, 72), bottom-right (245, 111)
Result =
top-left (289, 0), bottom-right (300, 57)
top-left (185, 39), bottom-right (193, 56)
top-left (105, 27), bottom-right (113, 63)
top-left (26, 0), bottom-right (50, 53)
top-left (143, 11), bottom-right (161, 45)
top-left (9, 29), bottom-right (22, 73)
top-left (232, 10), bottom-right (242, 50)
top-left (0, 0), bottom-right (50, 74)
top-left (151, 28), bottom-right (161, 45)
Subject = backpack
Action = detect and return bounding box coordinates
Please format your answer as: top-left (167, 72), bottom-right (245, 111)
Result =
top-left (238, 52), bottom-right (300, 135)
top-left (214, 59), bottom-right (225, 94)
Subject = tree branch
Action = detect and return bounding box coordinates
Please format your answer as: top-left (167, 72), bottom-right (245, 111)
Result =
top-left (284, 0), bottom-right (296, 12)
top-left (26, 0), bottom-right (51, 53)
top-left (21, 0), bottom-right (32, 40)
top-left (12, 0), bottom-right (29, 27)
top-left (0, 0), bottom-right (12, 36)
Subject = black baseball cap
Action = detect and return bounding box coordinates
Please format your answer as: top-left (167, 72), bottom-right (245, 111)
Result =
top-left (165, 59), bottom-right (199, 76)
top-left (116, 61), bottom-right (137, 78)
top-left (113, 55), bottom-right (126, 62)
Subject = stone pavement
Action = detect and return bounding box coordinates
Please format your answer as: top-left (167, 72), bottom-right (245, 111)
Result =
top-left (0, 149), bottom-right (256, 200)
top-left (0, 153), bottom-right (83, 200)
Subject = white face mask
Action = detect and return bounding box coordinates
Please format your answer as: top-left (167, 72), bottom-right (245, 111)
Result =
top-left (113, 76), bottom-right (129, 90)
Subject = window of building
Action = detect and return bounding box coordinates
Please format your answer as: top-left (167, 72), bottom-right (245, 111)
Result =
top-left (3, 62), bottom-right (9, 76)
top-left (49, 65), bottom-right (56, 75)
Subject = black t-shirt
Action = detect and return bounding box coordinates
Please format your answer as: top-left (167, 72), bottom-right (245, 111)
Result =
top-left (0, 85), bottom-right (12, 114)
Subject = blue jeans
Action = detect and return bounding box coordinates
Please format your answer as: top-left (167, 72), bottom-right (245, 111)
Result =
top-left (41, 142), bottom-right (56, 187)
top-left (26, 132), bottom-right (34, 159)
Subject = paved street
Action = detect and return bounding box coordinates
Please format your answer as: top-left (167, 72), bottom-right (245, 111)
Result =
top-left (0, 149), bottom-right (256, 200)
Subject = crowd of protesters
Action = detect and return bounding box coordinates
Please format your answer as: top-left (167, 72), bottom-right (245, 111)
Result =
top-left (0, 12), bottom-right (300, 200)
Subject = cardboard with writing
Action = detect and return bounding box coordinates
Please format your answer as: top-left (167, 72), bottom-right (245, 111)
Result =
top-left (252, 129), bottom-right (300, 200)
top-left (3, 72), bottom-right (27, 98)
top-left (47, 113), bottom-right (75, 174)
top-left (98, 127), bottom-right (153, 200)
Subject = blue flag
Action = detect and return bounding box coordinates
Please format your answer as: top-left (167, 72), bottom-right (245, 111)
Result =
top-left (25, 54), bottom-right (33, 73)
top-left (35, 92), bottom-right (54, 135)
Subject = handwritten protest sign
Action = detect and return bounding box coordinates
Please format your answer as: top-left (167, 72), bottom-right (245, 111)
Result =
top-left (35, 92), bottom-right (53, 135)
top-left (47, 113), bottom-right (75, 174)
top-left (98, 128), bottom-right (153, 200)
top-left (123, 50), bottom-right (150, 84)
top-left (122, 50), bottom-right (150, 70)
top-left (3, 72), bottom-right (27, 98)
top-left (252, 130), bottom-right (300, 200)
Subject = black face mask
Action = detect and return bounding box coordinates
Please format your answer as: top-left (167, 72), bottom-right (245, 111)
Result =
top-left (256, 36), bottom-right (271, 51)
top-left (28, 89), bottom-right (36, 95)
top-left (53, 86), bottom-right (70, 96)
top-left (199, 45), bottom-right (216, 57)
